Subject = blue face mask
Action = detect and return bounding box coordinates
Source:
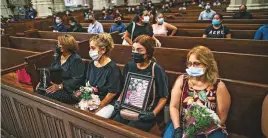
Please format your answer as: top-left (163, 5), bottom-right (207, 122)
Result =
top-left (55, 19), bottom-right (60, 24)
top-left (186, 67), bottom-right (205, 77)
top-left (70, 22), bottom-right (75, 26)
top-left (212, 19), bottom-right (220, 26)
top-left (158, 18), bottom-right (164, 25)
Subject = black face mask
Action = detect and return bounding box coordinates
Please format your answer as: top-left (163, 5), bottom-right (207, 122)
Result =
top-left (132, 52), bottom-right (145, 63)
top-left (55, 44), bottom-right (62, 54)
top-left (115, 21), bottom-right (121, 25)
top-left (88, 19), bottom-right (93, 23)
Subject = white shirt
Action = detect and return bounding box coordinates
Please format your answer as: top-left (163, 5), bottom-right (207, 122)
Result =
top-left (198, 10), bottom-right (216, 20)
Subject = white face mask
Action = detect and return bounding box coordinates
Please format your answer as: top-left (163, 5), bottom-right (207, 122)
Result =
top-left (143, 16), bottom-right (150, 23)
top-left (89, 50), bottom-right (102, 61)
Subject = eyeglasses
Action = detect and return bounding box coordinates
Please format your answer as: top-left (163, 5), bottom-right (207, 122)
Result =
top-left (186, 61), bottom-right (203, 67)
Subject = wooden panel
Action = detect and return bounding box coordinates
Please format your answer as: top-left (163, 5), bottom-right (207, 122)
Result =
top-left (1, 47), bottom-right (38, 70)
top-left (1, 94), bottom-right (21, 138)
top-left (156, 36), bottom-right (268, 55)
top-left (38, 109), bottom-right (67, 138)
top-left (1, 84), bottom-right (160, 138)
top-left (13, 99), bottom-right (41, 138)
top-left (71, 124), bottom-right (103, 138)
top-left (111, 45), bottom-right (268, 84)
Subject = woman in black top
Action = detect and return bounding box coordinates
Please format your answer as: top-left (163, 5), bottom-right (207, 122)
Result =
top-left (86, 33), bottom-right (123, 108)
top-left (68, 17), bottom-right (84, 32)
top-left (113, 35), bottom-right (169, 132)
top-left (203, 13), bottom-right (231, 39)
top-left (36, 35), bottom-right (85, 104)
top-left (123, 9), bottom-right (154, 45)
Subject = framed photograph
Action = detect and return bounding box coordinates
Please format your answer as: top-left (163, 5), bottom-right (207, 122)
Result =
top-left (120, 72), bottom-right (154, 113)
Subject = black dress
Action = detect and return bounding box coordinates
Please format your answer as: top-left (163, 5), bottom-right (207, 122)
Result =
top-left (85, 60), bottom-right (123, 102)
top-left (37, 52), bottom-right (85, 104)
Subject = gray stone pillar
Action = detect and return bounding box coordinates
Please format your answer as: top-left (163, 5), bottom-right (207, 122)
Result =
top-left (128, 0), bottom-right (140, 6)
top-left (246, 0), bottom-right (268, 10)
top-left (226, 0), bottom-right (246, 11)
top-left (93, 0), bottom-right (108, 10)
top-left (53, 0), bottom-right (66, 13)
top-left (151, 0), bottom-right (161, 3)
top-left (32, 0), bottom-right (53, 17)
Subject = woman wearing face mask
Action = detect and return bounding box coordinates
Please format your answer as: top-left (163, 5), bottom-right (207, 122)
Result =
top-left (164, 46), bottom-right (231, 138)
top-left (123, 10), bottom-right (154, 45)
top-left (113, 35), bottom-right (169, 132)
top-left (68, 18), bottom-right (84, 32)
top-left (53, 15), bottom-right (67, 32)
top-left (36, 35), bottom-right (85, 104)
top-left (203, 13), bottom-right (231, 38)
top-left (152, 13), bottom-right (177, 36)
top-left (86, 33), bottom-right (123, 109)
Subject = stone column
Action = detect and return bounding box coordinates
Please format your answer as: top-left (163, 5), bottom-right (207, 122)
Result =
top-left (114, 0), bottom-right (125, 6)
top-left (226, 0), bottom-right (246, 11)
top-left (128, 0), bottom-right (140, 6)
top-left (32, 0), bottom-right (54, 17)
top-left (246, 0), bottom-right (268, 10)
top-left (53, 0), bottom-right (66, 13)
top-left (93, 0), bottom-right (109, 10)
top-left (1, 0), bottom-right (12, 17)
top-left (151, 0), bottom-right (161, 3)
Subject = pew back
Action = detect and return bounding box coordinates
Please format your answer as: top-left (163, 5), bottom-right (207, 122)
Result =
top-left (110, 45), bottom-right (268, 84)
top-left (155, 36), bottom-right (268, 55)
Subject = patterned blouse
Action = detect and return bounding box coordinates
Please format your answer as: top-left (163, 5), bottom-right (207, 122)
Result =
top-left (180, 75), bottom-right (224, 134)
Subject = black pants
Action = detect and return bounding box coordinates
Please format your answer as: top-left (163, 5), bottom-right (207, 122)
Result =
top-left (36, 89), bottom-right (78, 104)
top-left (113, 112), bottom-right (156, 132)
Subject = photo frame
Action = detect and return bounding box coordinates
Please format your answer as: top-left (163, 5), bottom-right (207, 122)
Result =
top-left (120, 72), bottom-right (154, 113)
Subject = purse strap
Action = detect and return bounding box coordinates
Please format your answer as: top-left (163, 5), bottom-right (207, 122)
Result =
top-left (148, 62), bottom-right (156, 111)
top-left (130, 21), bottom-right (135, 41)
top-left (179, 75), bottom-right (187, 126)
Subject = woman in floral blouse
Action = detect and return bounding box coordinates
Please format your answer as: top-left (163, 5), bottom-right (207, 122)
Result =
top-left (165, 45), bottom-right (231, 138)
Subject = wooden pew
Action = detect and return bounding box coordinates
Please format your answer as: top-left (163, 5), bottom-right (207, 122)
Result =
top-left (1, 47), bottom-right (39, 75)
top-left (81, 22), bottom-right (263, 31)
top-left (97, 19), bottom-right (268, 24)
top-left (24, 30), bottom-right (123, 45)
top-left (155, 35), bottom-right (268, 55)
top-left (7, 36), bottom-right (90, 59)
top-left (1, 35), bottom-right (10, 48)
top-left (1, 83), bottom-right (159, 138)
top-left (110, 45), bottom-right (268, 84)
top-left (19, 55), bottom-right (268, 138)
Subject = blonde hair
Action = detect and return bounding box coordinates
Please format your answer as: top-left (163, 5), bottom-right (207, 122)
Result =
top-left (187, 46), bottom-right (219, 84)
top-left (58, 34), bottom-right (78, 53)
top-left (89, 33), bottom-right (114, 55)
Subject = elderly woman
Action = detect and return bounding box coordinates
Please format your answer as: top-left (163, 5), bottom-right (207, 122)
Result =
top-left (36, 35), bottom-right (85, 104)
top-left (113, 35), bottom-right (169, 132)
top-left (164, 46), bottom-right (231, 138)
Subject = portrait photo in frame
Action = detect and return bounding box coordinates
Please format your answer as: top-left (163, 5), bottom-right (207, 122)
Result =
top-left (120, 72), bottom-right (154, 113)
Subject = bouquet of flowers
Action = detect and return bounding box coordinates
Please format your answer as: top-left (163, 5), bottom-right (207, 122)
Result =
top-left (183, 102), bottom-right (221, 138)
top-left (74, 82), bottom-right (101, 111)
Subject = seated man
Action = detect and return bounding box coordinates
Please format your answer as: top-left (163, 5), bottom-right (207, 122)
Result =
top-left (254, 24), bottom-right (268, 40)
top-left (233, 4), bottom-right (253, 19)
top-left (53, 15), bottom-right (67, 32)
top-left (203, 13), bottom-right (231, 38)
top-left (110, 14), bottom-right (126, 33)
top-left (198, 3), bottom-right (216, 20)
top-left (101, 10), bottom-right (113, 20)
top-left (87, 14), bottom-right (104, 34)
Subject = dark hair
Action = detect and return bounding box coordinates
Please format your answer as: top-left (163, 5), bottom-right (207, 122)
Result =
top-left (213, 13), bottom-right (223, 20)
top-left (134, 9), bottom-right (148, 22)
top-left (114, 14), bottom-right (121, 19)
top-left (69, 17), bottom-right (77, 23)
top-left (133, 35), bottom-right (155, 60)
